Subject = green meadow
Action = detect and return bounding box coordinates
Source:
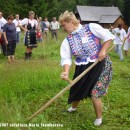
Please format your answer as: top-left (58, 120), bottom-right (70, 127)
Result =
top-left (0, 31), bottom-right (130, 130)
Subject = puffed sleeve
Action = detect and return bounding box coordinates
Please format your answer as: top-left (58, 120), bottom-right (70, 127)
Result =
top-left (34, 19), bottom-right (38, 27)
top-left (60, 38), bottom-right (72, 66)
top-left (89, 23), bottom-right (115, 42)
top-left (3, 23), bottom-right (7, 32)
top-left (19, 20), bottom-right (22, 26)
top-left (21, 18), bottom-right (28, 26)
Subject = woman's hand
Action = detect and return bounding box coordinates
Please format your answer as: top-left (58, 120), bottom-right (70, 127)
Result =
top-left (19, 25), bottom-right (28, 32)
top-left (60, 71), bottom-right (69, 81)
top-left (98, 50), bottom-right (106, 61)
top-left (5, 40), bottom-right (8, 45)
top-left (98, 39), bottom-right (112, 61)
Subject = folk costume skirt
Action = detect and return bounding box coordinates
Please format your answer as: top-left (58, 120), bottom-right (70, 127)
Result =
top-left (25, 29), bottom-right (37, 48)
top-left (68, 56), bottom-right (112, 104)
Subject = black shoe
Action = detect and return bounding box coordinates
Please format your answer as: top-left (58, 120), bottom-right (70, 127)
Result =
top-left (28, 52), bottom-right (32, 60)
top-left (25, 53), bottom-right (29, 60)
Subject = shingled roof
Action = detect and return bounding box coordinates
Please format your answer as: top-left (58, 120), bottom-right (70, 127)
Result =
top-left (75, 5), bottom-right (122, 23)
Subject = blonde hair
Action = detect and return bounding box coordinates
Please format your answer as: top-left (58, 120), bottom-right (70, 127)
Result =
top-left (0, 12), bottom-right (3, 15)
top-left (59, 10), bottom-right (79, 26)
top-left (29, 11), bottom-right (35, 15)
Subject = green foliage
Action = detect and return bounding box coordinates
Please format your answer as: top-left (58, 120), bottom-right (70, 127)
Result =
top-left (87, 0), bottom-right (124, 12)
top-left (0, 0), bottom-right (128, 25)
top-left (123, 0), bottom-right (130, 26)
top-left (76, 0), bottom-right (88, 5)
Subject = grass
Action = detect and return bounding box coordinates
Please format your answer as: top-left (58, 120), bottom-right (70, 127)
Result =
top-left (0, 30), bottom-right (130, 130)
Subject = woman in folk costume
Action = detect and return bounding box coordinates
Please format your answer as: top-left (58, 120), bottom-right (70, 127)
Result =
top-left (21, 11), bottom-right (38, 60)
top-left (123, 27), bottom-right (130, 56)
top-left (59, 11), bottom-right (115, 126)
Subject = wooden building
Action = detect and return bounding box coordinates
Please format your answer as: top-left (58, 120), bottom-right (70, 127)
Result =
top-left (75, 5), bottom-right (128, 30)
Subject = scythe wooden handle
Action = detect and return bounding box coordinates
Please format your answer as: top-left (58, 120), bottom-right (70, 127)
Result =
top-left (27, 44), bottom-right (115, 121)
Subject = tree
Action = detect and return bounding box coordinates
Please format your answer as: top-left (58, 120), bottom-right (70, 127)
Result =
top-left (76, 0), bottom-right (88, 5)
top-left (0, 0), bottom-right (128, 26)
top-left (87, 0), bottom-right (124, 13)
top-left (123, 0), bottom-right (130, 26)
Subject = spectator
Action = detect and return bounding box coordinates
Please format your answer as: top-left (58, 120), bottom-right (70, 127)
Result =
top-left (50, 17), bottom-right (59, 40)
top-left (0, 11), bottom-right (7, 55)
top-left (123, 27), bottom-right (130, 56)
top-left (113, 24), bottom-right (126, 61)
top-left (37, 17), bottom-right (43, 42)
top-left (21, 11), bottom-right (38, 60)
top-left (13, 14), bottom-right (22, 43)
top-left (43, 17), bottom-right (50, 39)
top-left (3, 15), bottom-right (16, 63)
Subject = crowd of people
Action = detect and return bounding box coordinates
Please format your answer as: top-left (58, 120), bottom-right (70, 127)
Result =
top-left (0, 11), bottom-right (129, 64)
top-left (110, 24), bottom-right (130, 61)
top-left (0, 11), bottom-right (60, 63)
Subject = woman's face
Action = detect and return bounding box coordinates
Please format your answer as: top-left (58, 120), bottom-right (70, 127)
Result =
top-left (61, 21), bottom-right (75, 33)
top-left (8, 19), bottom-right (13, 24)
top-left (29, 13), bottom-right (35, 19)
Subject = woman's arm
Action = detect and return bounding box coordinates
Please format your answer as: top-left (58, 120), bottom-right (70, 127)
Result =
top-left (98, 39), bottom-right (112, 61)
top-left (0, 32), bottom-right (2, 39)
top-left (19, 25), bottom-right (28, 32)
top-left (3, 24), bottom-right (8, 44)
top-left (61, 64), bottom-right (71, 81)
top-left (3, 32), bottom-right (8, 45)
top-left (20, 18), bottom-right (28, 31)
top-left (60, 38), bottom-right (72, 81)
top-left (89, 23), bottom-right (115, 61)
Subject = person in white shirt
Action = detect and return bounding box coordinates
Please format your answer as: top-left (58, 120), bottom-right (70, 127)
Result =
top-left (21, 11), bottom-right (38, 60)
top-left (113, 24), bottom-right (126, 61)
top-left (123, 27), bottom-right (130, 56)
top-left (13, 14), bottom-right (22, 43)
top-left (59, 11), bottom-right (114, 126)
top-left (0, 11), bottom-right (7, 55)
top-left (50, 17), bottom-right (59, 40)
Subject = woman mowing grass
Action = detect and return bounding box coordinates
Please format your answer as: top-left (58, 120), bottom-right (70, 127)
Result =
top-left (59, 11), bottom-right (115, 126)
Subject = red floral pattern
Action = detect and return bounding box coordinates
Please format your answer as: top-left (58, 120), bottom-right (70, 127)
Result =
top-left (91, 56), bottom-right (112, 98)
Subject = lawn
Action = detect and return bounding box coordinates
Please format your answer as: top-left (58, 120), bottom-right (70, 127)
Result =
top-left (0, 30), bottom-right (130, 130)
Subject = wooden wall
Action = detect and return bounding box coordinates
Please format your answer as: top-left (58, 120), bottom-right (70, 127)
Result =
top-left (101, 16), bottom-right (128, 31)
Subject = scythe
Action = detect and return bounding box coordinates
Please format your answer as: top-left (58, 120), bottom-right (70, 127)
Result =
top-left (27, 44), bottom-right (116, 121)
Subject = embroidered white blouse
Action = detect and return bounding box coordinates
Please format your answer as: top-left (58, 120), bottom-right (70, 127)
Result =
top-left (60, 23), bottom-right (115, 66)
top-left (21, 18), bottom-right (38, 28)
